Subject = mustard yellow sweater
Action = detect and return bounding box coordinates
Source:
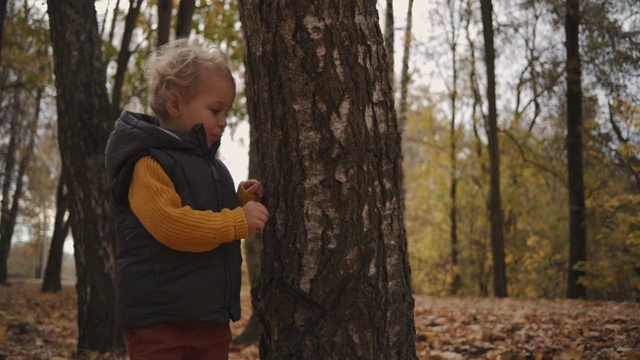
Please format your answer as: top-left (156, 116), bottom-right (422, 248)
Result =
top-left (128, 156), bottom-right (253, 252)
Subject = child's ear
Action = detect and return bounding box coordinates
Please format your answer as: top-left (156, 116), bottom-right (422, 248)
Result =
top-left (165, 90), bottom-right (182, 117)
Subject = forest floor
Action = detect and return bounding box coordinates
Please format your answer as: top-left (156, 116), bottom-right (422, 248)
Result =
top-left (1, 279), bottom-right (639, 360)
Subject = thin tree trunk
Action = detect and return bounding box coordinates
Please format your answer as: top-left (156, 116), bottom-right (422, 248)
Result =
top-left (111, 0), bottom-right (143, 112)
top-left (384, 0), bottom-right (394, 91)
top-left (565, 0), bottom-right (587, 299)
top-left (107, 0), bottom-right (121, 46)
top-left (157, 0), bottom-right (172, 47)
top-left (465, 0), bottom-right (489, 297)
top-left (398, 0), bottom-right (414, 132)
top-left (480, 0), bottom-right (507, 298)
top-left (47, 0), bottom-right (120, 352)
top-left (42, 176), bottom-right (70, 293)
top-left (0, 116), bottom-right (17, 285)
top-left (0, 0), bottom-right (8, 63)
top-left (0, 87), bottom-right (40, 284)
top-left (447, 0), bottom-right (461, 296)
top-left (239, 1), bottom-right (416, 358)
top-left (176, 0), bottom-right (195, 39)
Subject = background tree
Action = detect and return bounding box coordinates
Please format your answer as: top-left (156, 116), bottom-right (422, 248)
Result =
top-left (41, 177), bottom-right (70, 293)
top-left (176, 0), bottom-right (196, 39)
top-left (158, 0), bottom-right (172, 46)
top-left (480, 0), bottom-right (507, 297)
top-left (46, 0), bottom-right (119, 352)
top-left (397, 0), bottom-right (414, 131)
top-left (239, 1), bottom-right (416, 358)
top-left (384, 0), bottom-right (394, 90)
top-left (565, 0), bottom-right (587, 299)
top-left (0, 2), bottom-right (49, 285)
top-left (0, 0), bottom-right (7, 62)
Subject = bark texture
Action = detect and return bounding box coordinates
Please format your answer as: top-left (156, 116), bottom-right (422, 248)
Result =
top-left (157, 0), bottom-right (172, 47)
top-left (565, 0), bottom-right (587, 299)
top-left (384, 0), bottom-right (394, 90)
top-left (239, 1), bottom-right (416, 358)
top-left (480, 0), bottom-right (507, 297)
top-left (46, 0), bottom-right (119, 352)
top-left (398, 0), bottom-right (414, 131)
top-left (176, 0), bottom-right (195, 39)
top-left (42, 177), bottom-right (70, 293)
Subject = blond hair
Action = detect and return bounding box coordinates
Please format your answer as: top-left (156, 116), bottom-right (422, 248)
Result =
top-left (146, 38), bottom-right (234, 120)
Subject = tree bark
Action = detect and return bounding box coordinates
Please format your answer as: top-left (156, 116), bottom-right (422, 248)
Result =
top-left (398, 0), bottom-right (414, 132)
top-left (384, 0), bottom-right (394, 91)
top-left (46, 0), bottom-right (120, 352)
top-left (157, 0), bottom-right (172, 47)
top-left (42, 176), bottom-right (70, 293)
top-left (239, 1), bottom-right (416, 358)
top-left (0, 87), bottom-right (40, 284)
top-left (447, 0), bottom-right (461, 296)
top-left (565, 0), bottom-right (587, 299)
top-left (176, 0), bottom-right (195, 39)
top-left (480, 0), bottom-right (507, 298)
top-left (0, 0), bottom-right (8, 63)
top-left (0, 116), bottom-right (17, 285)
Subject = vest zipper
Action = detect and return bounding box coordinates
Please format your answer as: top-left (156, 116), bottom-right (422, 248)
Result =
top-left (209, 161), bottom-right (231, 320)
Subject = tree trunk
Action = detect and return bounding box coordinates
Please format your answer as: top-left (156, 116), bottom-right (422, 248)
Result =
top-left (0, 0), bottom-right (8, 63)
top-left (176, 0), bottom-right (195, 39)
top-left (0, 87), bottom-right (40, 284)
top-left (157, 0), bottom-right (172, 47)
top-left (565, 0), bottom-right (587, 299)
top-left (0, 117), bottom-right (17, 285)
top-left (239, 1), bottom-right (416, 358)
top-left (384, 0), bottom-right (394, 91)
top-left (111, 0), bottom-right (143, 112)
top-left (46, 0), bottom-right (120, 352)
top-left (232, 119), bottom-right (263, 347)
top-left (447, 0), bottom-right (461, 296)
top-left (42, 176), bottom-right (70, 293)
top-left (480, 0), bottom-right (507, 298)
top-left (397, 0), bottom-right (414, 132)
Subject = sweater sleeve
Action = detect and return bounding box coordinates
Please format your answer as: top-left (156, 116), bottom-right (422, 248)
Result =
top-left (128, 156), bottom-right (249, 252)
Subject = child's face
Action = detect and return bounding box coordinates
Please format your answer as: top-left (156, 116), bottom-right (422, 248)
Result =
top-left (170, 69), bottom-right (235, 147)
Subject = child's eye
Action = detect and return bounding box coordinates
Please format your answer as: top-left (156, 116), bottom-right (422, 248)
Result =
top-left (210, 109), bottom-right (221, 115)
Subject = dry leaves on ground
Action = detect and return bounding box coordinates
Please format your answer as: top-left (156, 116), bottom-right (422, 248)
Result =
top-left (1, 279), bottom-right (639, 359)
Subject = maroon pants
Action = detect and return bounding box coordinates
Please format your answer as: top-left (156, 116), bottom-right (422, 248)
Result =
top-left (124, 321), bottom-right (231, 360)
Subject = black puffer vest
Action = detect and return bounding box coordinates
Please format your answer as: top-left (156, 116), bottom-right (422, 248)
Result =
top-left (105, 111), bottom-right (242, 329)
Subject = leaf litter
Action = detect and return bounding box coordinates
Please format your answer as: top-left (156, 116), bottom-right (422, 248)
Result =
top-left (1, 280), bottom-right (639, 359)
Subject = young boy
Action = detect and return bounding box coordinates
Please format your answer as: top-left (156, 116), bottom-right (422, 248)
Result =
top-left (105, 39), bottom-right (269, 360)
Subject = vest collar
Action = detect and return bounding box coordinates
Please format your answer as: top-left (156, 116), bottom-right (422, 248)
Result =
top-left (164, 123), bottom-right (221, 160)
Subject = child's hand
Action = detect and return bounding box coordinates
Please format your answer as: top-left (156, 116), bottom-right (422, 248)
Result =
top-left (242, 201), bottom-right (269, 231)
top-left (239, 180), bottom-right (264, 199)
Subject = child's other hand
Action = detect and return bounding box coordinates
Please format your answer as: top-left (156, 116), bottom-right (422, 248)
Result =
top-left (240, 180), bottom-right (264, 199)
top-left (242, 201), bottom-right (269, 231)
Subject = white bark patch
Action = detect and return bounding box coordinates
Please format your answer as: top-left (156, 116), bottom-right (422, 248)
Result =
top-left (316, 45), bottom-right (326, 72)
top-left (376, 105), bottom-right (388, 133)
top-left (303, 15), bottom-right (325, 40)
top-left (330, 96), bottom-right (350, 142)
top-left (368, 255), bottom-right (376, 276)
top-left (361, 203), bottom-right (370, 230)
top-left (365, 105), bottom-right (373, 131)
top-left (316, 98), bottom-right (327, 114)
top-left (357, 45), bottom-right (366, 65)
top-left (372, 81), bottom-right (384, 103)
top-left (299, 127), bottom-right (324, 293)
top-left (333, 49), bottom-right (345, 81)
